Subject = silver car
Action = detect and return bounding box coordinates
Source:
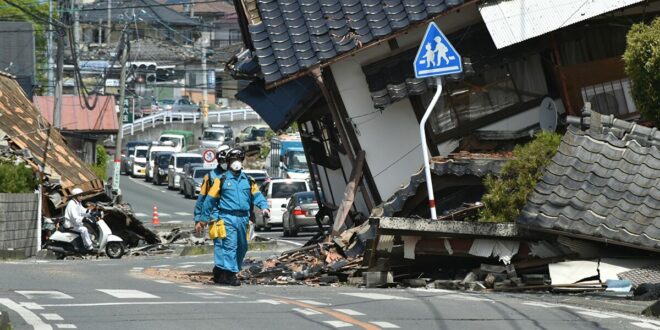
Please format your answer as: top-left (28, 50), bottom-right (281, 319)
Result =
top-left (282, 191), bottom-right (329, 237)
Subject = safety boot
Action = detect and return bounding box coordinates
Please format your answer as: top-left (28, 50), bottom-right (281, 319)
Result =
top-left (213, 266), bottom-right (228, 284)
top-left (226, 272), bottom-right (241, 286)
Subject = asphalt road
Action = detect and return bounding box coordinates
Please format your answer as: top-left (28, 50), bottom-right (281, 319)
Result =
top-left (2, 256), bottom-right (659, 330)
top-left (115, 169), bottom-right (312, 246)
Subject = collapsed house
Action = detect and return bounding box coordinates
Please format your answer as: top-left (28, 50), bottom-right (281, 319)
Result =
top-left (222, 0), bottom-right (660, 289)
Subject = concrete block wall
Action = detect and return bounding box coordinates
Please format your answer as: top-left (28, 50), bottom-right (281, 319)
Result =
top-left (0, 193), bottom-right (39, 258)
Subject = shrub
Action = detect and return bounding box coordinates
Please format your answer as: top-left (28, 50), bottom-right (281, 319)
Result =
top-left (623, 18), bottom-right (660, 126)
top-left (479, 132), bottom-right (562, 222)
top-left (0, 160), bottom-right (37, 193)
top-left (92, 145), bottom-right (108, 181)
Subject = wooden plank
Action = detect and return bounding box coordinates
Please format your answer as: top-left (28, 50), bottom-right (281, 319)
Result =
top-left (331, 150), bottom-right (366, 237)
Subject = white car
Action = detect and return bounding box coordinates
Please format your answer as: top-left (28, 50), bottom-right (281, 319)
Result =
top-left (254, 179), bottom-right (310, 231)
top-left (130, 146), bottom-right (149, 177)
top-left (167, 152), bottom-right (203, 190)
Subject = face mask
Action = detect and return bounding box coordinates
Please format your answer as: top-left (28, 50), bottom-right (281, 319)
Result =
top-left (230, 160), bottom-right (242, 172)
top-left (219, 162), bottom-right (227, 171)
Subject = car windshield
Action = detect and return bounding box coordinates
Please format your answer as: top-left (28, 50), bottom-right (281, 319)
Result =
top-left (194, 168), bottom-right (211, 178)
top-left (288, 153), bottom-right (307, 170)
top-left (271, 182), bottom-right (307, 199)
top-left (203, 131), bottom-right (224, 141)
top-left (135, 149), bottom-right (148, 157)
top-left (296, 193), bottom-right (317, 205)
top-left (177, 157), bottom-right (201, 167)
top-left (159, 137), bottom-right (180, 145)
top-left (158, 155), bottom-right (171, 167)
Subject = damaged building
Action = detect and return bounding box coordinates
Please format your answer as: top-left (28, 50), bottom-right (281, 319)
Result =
top-left (224, 0), bottom-right (660, 288)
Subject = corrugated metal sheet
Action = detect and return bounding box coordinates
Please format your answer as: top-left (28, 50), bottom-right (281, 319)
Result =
top-left (478, 0), bottom-right (644, 49)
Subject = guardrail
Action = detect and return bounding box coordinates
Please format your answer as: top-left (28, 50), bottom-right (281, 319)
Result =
top-left (122, 108), bottom-right (260, 135)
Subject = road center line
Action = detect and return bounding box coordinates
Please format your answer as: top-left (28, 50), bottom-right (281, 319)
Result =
top-left (277, 298), bottom-right (379, 330)
top-left (38, 300), bottom-right (272, 307)
top-left (0, 298), bottom-right (53, 330)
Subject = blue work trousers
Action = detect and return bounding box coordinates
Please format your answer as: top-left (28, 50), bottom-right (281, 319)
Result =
top-left (213, 214), bottom-right (249, 273)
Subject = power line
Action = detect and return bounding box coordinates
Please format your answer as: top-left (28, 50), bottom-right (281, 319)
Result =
top-left (21, 0), bottom-right (230, 13)
top-left (0, 0), bottom-right (67, 28)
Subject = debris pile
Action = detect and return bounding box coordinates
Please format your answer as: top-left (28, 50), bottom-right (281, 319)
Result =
top-left (238, 222), bottom-right (375, 285)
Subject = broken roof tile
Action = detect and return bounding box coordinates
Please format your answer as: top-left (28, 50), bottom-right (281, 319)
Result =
top-left (246, 0), bottom-right (465, 83)
top-left (519, 112), bottom-right (660, 252)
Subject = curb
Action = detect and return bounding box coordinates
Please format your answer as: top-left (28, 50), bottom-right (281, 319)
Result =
top-left (0, 309), bottom-right (11, 330)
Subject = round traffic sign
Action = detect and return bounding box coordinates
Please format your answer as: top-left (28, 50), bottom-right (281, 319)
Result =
top-left (202, 149), bottom-right (216, 163)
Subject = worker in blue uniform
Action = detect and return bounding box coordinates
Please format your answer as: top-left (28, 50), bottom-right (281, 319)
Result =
top-left (196, 148), bottom-right (270, 286)
top-left (193, 145), bottom-right (230, 283)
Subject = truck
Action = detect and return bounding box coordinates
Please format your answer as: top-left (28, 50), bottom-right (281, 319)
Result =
top-left (159, 130), bottom-right (195, 152)
top-left (266, 135), bottom-right (310, 180)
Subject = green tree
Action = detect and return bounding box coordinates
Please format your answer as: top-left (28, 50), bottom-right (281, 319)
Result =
top-left (0, 160), bottom-right (37, 193)
top-left (479, 132), bottom-right (562, 222)
top-left (623, 18), bottom-right (660, 126)
top-left (0, 1), bottom-right (54, 89)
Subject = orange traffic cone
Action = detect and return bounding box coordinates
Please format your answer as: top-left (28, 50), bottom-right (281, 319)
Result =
top-left (152, 206), bottom-right (160, 225)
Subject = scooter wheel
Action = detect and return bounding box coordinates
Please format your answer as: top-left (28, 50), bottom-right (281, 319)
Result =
top-left (105, 242), bottom-right (125, 259)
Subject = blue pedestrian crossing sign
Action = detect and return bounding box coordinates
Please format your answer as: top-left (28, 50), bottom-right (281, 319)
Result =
top-left (414, 22), bottom-right (462, 78)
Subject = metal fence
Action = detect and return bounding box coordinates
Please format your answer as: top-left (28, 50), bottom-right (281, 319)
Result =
top-left (121, 108), bottom-right (261, 135)
top-left (0, 193), bottom-right (39, 258)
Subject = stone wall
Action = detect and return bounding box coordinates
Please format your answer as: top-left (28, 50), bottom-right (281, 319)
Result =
top-left (0, 193), bottom-right (38, 258)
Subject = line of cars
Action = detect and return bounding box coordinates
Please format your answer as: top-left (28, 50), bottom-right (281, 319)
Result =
top-left (120, 139), bottom-right (329, 236)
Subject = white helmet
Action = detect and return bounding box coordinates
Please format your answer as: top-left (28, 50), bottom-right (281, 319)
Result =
top-left (216, 145), bottom-right (231, 161)
top-left (71, 188), bottom-right (83, 196)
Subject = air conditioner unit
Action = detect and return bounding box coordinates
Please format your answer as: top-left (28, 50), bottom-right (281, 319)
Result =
top-left (581, 78), bottom-right (637, 116)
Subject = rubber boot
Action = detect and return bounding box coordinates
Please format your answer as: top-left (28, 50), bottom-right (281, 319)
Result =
top-left (226, 272), bottom-right (241, 286)
top-left (213, 266), bottom-right (227, 284)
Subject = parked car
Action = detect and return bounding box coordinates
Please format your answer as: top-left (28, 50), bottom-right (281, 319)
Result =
top-left (167, 153), bottom-right (203, 190)
top-left (152, 152), bottom-right (174, 186)
top-left (129, 145), bottom-right (149, 177)
top-left (253, 179), bottom-right (310, 231)
top-left (145, 142), bottom-right (177, 182)
top-left (199, 125), bottom-right (234, 150)
top-left (182, 166), bottom-right (212, 199)
top-left (121, 141), bottom-right (148, 175)
top-left (158, 98), bottom-right (199, 112)
top-left (282, 191), bottom-right (330, 237)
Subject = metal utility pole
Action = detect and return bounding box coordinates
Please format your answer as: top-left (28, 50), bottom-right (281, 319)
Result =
top-left (46, 0), bottom-right (54, 96)
top-left (106, 0), bottom-right (111, 44)
top-left (112, 34), bottom-right (129, 193)
top-left (73, 0), bottom-right (80, 45)
top-left (201, 46), bottom-right (209, 128)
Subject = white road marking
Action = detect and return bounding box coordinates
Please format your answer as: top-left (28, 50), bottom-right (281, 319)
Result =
top-left (20, 302), bottom-right (44, 310)
top-left (577, 311), bottom-right (616, 319)
top-left (632, 322), bottom-right (660, 330)
top-left (323, 320), bottom-right (353, 328)
top-left (180, 261), bottom-right (214, 265)
top-left (153, 265), bottom-right (171, 268)
top-left (333, 309), bottom-right (364, 316)
top-left (293, 307), bottom-right (322, 316)
top-left (163, 221), bottom-right (183, 224)
top-left (97, 289), bottom-right (159, 299)
top-left (130, 267), bottom-right (144, 272)
top-left (213, 291), bottom-right (248, 299)
top-left (153, 280), bottom-right (173, 284)
top-left (134, 213), bottom-right (148, 217)
top-left (297, 300), bottom-right (328, 306)
top-left (39, 300), bottom-right (277, 307)
top-left (178, 265), bottom-right (196, 269)
top-left (523, 302), bottom-right (560, 308)
top-left (0, 298), bottom-right (52, 330)
top-left (16, 291), bottom-right (73, 300)
top-left (258, 299), bottom-right (283, 305)
top-left (41, 313), bottom-right (64, 321)
top-left (56, 325), bottom-right (77, 329)
top-left (158, 213), bottom-right (171, 217)
top-left (370, 321), bottom-right (399, 328)
top-left (340, 293), bottom-right (412, 301)
top-left (179, 285), bottom-right (202, 290)
top-left (175, 212), bottom-right (192, 216)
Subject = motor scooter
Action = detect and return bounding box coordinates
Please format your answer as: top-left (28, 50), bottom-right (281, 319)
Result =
top-left (45, 211), bottom-right (126, 259)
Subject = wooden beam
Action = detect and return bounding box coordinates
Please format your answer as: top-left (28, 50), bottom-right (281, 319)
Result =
top-left (331, 150), bottom-right (366, 237)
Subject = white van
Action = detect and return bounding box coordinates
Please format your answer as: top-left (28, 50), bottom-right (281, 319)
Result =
top-left (130, 145), bottom-right (149, 177)
top-left (167, 152), bottom-right (203, 190)
top-left (144, 142), bottom-right (176, 182)
top-left (254, 179), bottom-right (310, 230)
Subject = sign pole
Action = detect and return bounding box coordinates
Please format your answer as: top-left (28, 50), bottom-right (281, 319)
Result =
top-left (413, 22), bottom-right (462, 220)
top-left (420, 77), bottom-right (442, 220)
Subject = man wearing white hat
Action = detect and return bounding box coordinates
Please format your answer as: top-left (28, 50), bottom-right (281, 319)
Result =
top-left (64, 188), bottom-right (94, 252)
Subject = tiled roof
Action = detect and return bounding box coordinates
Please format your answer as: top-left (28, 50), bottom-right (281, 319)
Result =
top-left (80, 0), bottom-right (200, 26)
top-left (372, 153), bottom-right (509, 217)
top-left (519, 112), bottom-right (660, 252)
top-left (34, 96), bottom-right (119, 133)
top-left (249, 0), bottom-right (466, 84)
